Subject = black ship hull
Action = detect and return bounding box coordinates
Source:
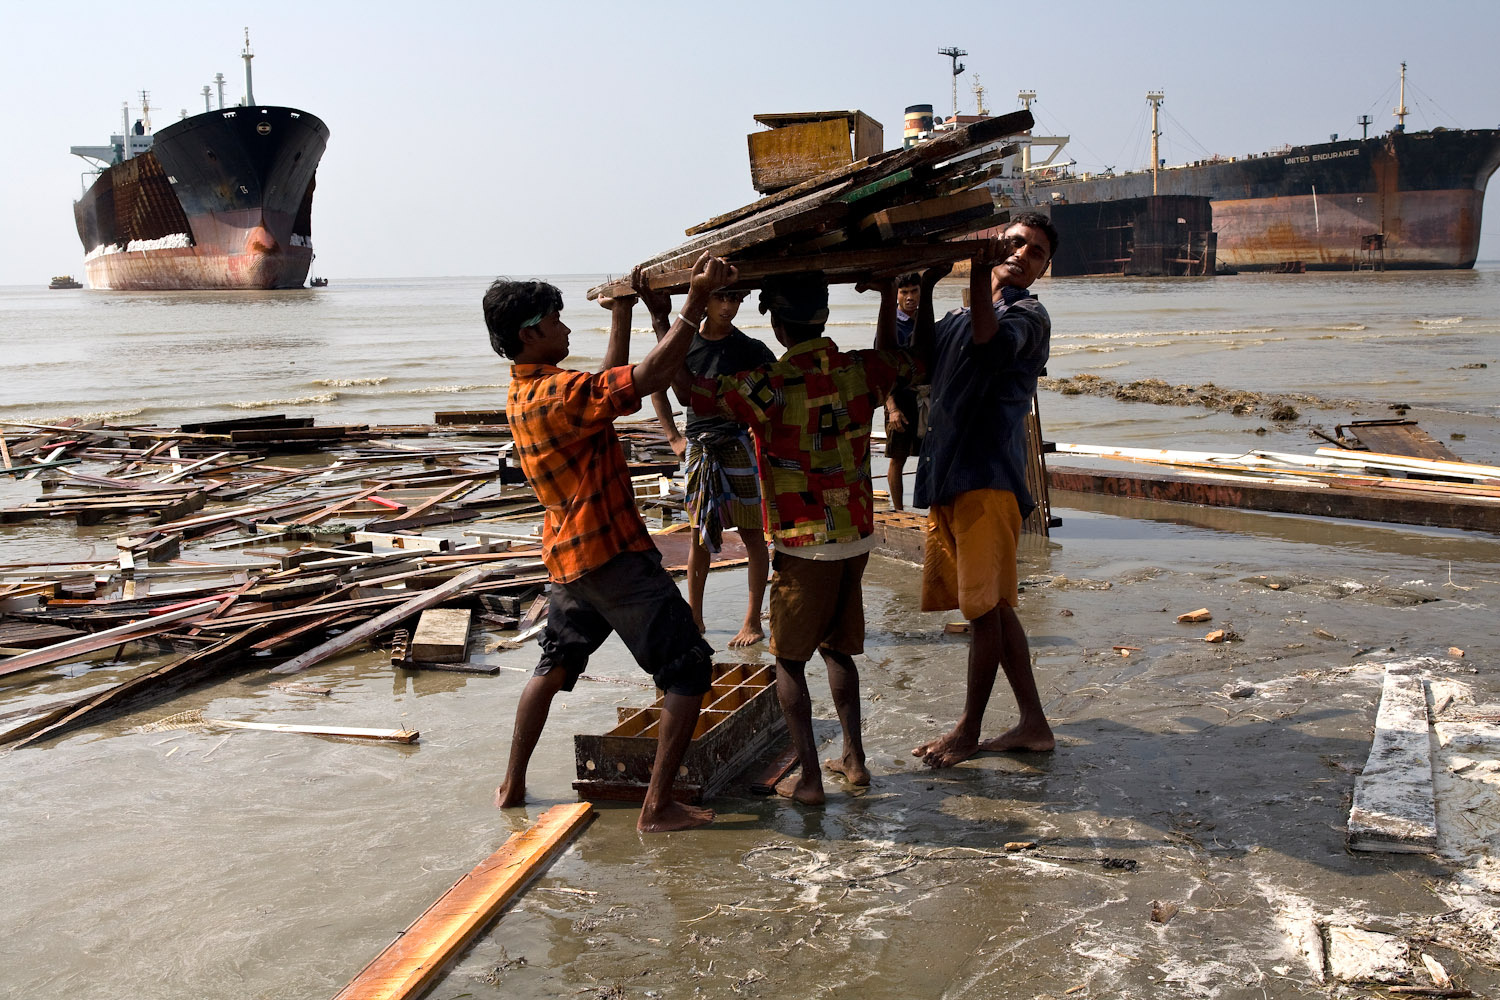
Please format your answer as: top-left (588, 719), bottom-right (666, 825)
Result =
top-left (73, 106), bottom-right (329, 290)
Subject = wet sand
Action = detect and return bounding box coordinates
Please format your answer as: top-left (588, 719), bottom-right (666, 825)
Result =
top-left (3, 493), bottom-right (1498, 998)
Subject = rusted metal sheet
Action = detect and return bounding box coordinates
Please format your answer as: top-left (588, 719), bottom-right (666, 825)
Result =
top-left (573, 662), bottom-right (786, 803)
top-left (1047, 463), bottom-right (1500, 535)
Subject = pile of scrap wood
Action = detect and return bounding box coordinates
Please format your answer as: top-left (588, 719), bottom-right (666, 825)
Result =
top-left (589, 109), bottom-right (1035, 299)
top-left (0, 413), bottom-right (711, 749)
top-left (1047, 439), bottom-right (1500, 534)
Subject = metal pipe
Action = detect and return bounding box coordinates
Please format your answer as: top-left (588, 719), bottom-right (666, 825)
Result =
top-left (242, 28), bottom-right (255, 106)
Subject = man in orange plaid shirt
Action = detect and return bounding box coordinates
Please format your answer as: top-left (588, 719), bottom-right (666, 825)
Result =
top-left (483, 252), bottom-right (735, 833)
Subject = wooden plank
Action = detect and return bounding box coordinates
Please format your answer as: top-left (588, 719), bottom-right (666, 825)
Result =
top-left (1348, 661), bottom-right (1437, 853)
top-left (351, 531), bottom-right (452, 553)
top-left (332, 802), bottom-right (593, 1000)
top-left (1336, 419), bottom-right (1464, 462)
top-left (748, 117), bottom-right (854, 193)
top-left (0, 599), bottom-right (221, 679)
top-left (410, 608), bottom-right (472, 663)
top-left (270, 567), bottom-right (497, 675)
top-left (590, 239), bottom-right (997, 299)
top-left (1047, 464), bottom-right (1500, 535)
top-left (3, 626), bottom-right (270, 748)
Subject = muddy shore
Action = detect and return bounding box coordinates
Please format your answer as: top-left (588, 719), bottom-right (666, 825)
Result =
top-left (3, 485), bottom-right (1498, 998)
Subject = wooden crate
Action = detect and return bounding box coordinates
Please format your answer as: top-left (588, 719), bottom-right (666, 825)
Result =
top-left (573, 662), bottom-right (786, 803)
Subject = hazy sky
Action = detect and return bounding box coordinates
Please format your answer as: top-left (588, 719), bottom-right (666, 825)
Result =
top-left (4, 0), bottom-right (1498, 285)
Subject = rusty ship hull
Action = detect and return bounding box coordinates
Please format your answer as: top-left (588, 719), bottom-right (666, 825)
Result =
top-left (73, 106), bottom-right (328, 290)
top-left (1029, 127), bottom-right (1500, 271)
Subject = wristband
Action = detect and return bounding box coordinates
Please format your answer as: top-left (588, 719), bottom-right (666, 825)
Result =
top-left (678, 312), bottom-right (705, 328)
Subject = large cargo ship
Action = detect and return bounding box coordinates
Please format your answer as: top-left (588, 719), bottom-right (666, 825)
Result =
top-left (69, 35), bottom-right (329, 290)
top-left (941, 67), bottom-right (1500, 272)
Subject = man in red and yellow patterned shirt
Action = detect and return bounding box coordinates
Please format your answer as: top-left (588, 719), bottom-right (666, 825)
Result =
top-left (673, 272), bottom-right (921, 806)
top-left (485, 253), bottom-right (735, 834)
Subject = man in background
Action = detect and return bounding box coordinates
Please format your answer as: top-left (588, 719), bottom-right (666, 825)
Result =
top-left (649, 288), bottom-right (775, 647)
top-left (883, 271), bottom-right (925, 510)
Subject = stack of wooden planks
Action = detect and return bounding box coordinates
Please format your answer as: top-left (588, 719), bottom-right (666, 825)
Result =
top-left (589, 109), bottom-right (1035, 299)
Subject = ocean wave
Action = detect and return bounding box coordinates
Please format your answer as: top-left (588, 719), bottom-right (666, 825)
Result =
top-left (1063, 327), bottom-right (1277, 341)
top-left (1084, 360), bottom-right (1130, 369)
top-left (393, 383), bottom-right (507, 396)
top-left (25, 407), bottom-right (145, 424)
top-left (312, 376), bottom-right (390, 387)
top-left (230, 393), bottom-right (339, 409)
top-left (1417, 316), bottom-right (1464, 326)
top-left (1318, 323), bottom-right (1367, 332)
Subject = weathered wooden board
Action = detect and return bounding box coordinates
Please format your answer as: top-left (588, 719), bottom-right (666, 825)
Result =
top-left (1048, 464), bottom-right (1500, 535)
top-left (332, 802), bottom-right (592, 1000)
top-left (410, 608), bottom-right (472, 663)
top-left (1347, 661), bottom-right (1437, 853)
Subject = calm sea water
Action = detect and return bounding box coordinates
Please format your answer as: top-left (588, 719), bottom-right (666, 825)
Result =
top-left (2, 265), bottom-right (1497, 459)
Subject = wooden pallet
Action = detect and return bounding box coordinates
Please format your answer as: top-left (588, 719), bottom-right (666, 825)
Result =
top-left (573, 662), bottom-right (786, 803)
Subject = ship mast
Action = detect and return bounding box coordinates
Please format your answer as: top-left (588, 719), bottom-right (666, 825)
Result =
top-left (202, 85), bottom-right (212, 113)
top-left (1393, 61), bottom-right (1408, 132)
top-left (140, 91), bottom-right (152, 134)
top-left (939, 47), bottom-right (967, 120)
top-left (242, 27), bottom-right (256, 106)
top-left (1018, 90), bottom-right (1037, 174)
top-left (1147, 91), bottom-right (1164, 194)
top-left (214, 72), bottom-right (226, 110)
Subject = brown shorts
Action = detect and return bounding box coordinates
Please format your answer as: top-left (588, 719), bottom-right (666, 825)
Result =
top-left (921, 489), bottom-right (1021, 620)
top-left (768, 551), bottom-right (869, 662)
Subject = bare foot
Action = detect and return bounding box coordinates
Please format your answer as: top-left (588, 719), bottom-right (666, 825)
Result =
top-left (638, 801), bottom-right (715, 833)
top-left (912, 729), bottom-right (979, 769)
top-left (728, 623), bottom-right (765, 648)
top-left (774, 771), bottom-right (825, 805)
top-left (977, 723), bottom-right (1056, 753)
top-left (494, 782), bottom-right (525, 808)
top-left (824, 754), bottom-right (871, 786)
top-left (692, 612), bottom-right (706, 635)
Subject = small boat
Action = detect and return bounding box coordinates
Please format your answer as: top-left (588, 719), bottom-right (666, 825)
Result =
top-left (309, 275), bottom-right (329, 287)
top-left (49, 275), bottom-right (83, 289)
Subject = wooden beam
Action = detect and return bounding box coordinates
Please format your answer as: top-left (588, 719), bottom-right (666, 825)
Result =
top-left (1348, 662), bottom-right (1438, 853)
top-left (331, 802), bottom-right (593, 1000)
top-left (0, 599), bottom-right (221, 679)
top-left (270, 567), bottom-right (497, 674)
top-left (1047, 464), bottom-right (1500, 535)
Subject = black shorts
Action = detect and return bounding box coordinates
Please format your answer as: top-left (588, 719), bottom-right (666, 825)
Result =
top-left (535, 550), bottom-right (713, 697)
top-left (888, 387), bottom-right (921, 456)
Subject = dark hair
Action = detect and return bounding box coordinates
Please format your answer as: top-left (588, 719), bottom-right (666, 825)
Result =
top-left (896, 272), bottom-right (922, 289)
top-left (482, 279), bottom-right (564, 360)
top-left (773, 318), bottom-right (826, 343)
top-left (1010, 211), bottom-right (1061, 259)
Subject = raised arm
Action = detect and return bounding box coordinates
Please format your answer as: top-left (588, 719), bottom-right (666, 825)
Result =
top-left (968, 237), bottom-right (1006, 345)
top-left (863, 277), bottom-right (898, 352)
top-left (596, 290), bottom-right (639, 371)
top-left (632, 253), bottom-right (736, 397)
top-left (913, 260), bottom-right (952, 374)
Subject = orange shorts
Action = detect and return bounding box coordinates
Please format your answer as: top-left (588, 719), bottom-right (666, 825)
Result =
top-left (921, 489), bottom-right (1021, 620)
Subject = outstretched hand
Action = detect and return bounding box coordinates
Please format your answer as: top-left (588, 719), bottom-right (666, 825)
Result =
top-left (923, 261), bottom-right (955, 286)
top-left (597, 289), bottom-right (638, 313)
top-left (855, 275), bottom-right (896, 296)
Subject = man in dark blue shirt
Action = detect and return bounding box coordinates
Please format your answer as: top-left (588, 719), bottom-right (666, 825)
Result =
top-left (910, 212), bottom-right (1061, 768)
